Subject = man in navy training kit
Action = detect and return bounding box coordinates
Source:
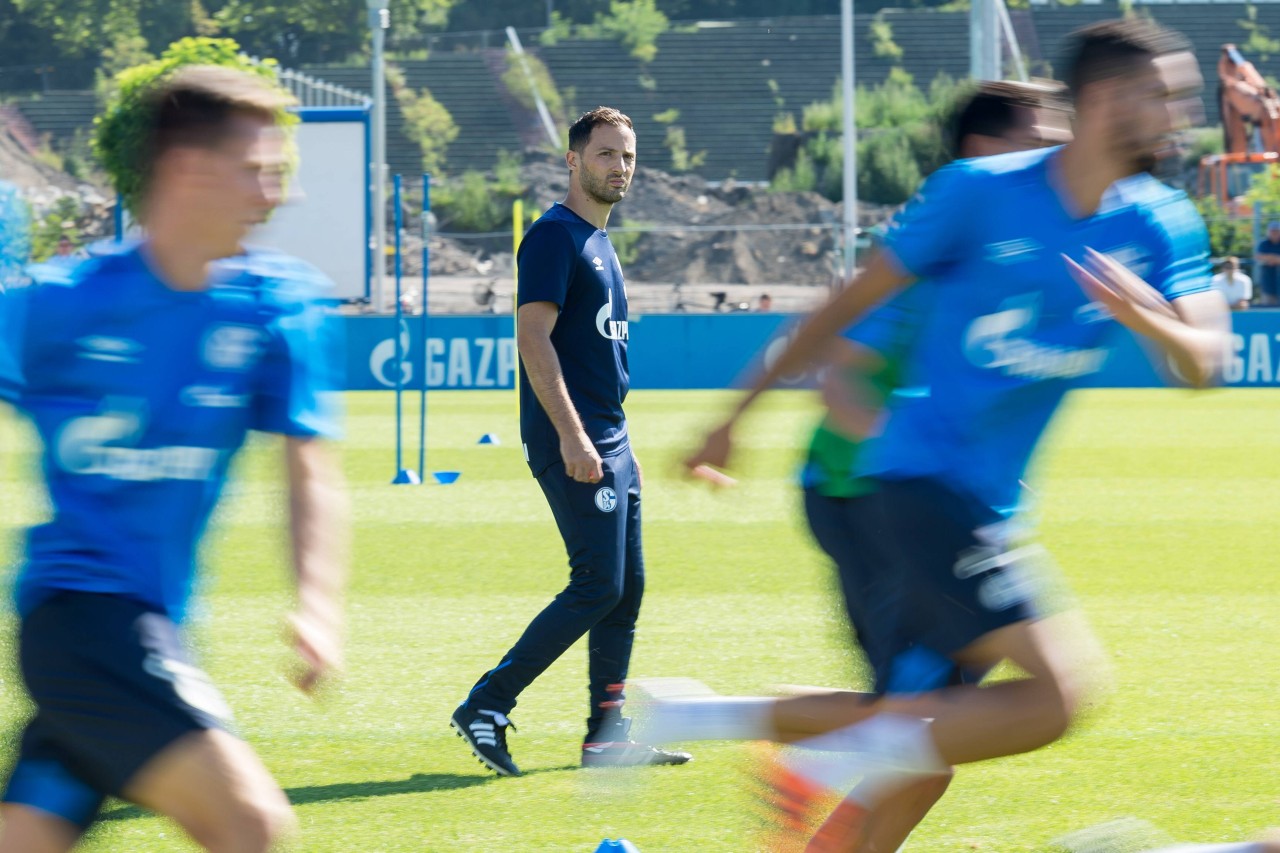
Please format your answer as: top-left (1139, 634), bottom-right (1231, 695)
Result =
top-left (662, 19), bottom-right (1229, 849)
top-left (451, 107), bottom-right (691, 776)
top-left (0, 66), bottom-right (348, 853)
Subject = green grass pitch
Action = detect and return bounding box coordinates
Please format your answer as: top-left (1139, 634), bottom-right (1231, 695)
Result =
top-left (2, 388), bottom-right (1279, 851)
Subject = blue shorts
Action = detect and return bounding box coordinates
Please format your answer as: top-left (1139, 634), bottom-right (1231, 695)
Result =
top-left (807, 479), bottom-right (1037, 693)
top-left (869, 477), bottom-right (1041, 657)
top-left (3, 592), bottom-right (231, 827)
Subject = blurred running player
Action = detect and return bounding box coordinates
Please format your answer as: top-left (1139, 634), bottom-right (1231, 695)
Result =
top-left (651, 19), bottom-right (1228, 850)
top-left (0, 65), bottom-right (348, 853)
top-left (780, 79), bottom-right (1071, 852)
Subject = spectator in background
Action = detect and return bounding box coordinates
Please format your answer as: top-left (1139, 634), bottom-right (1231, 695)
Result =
top-left (1253, 222), bottom-right (1280, 305)
top-left (1210, 256), bottom-right (1252, 310)
top-left (48, 236), bottom-right (87, 267)
top-left (757, 293), bottom-right (773, 312)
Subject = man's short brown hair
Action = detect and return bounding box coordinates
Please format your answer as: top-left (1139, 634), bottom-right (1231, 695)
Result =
top-left (142, 65), bottom-right (294, 187)
top-left (949, 80), bottom-right (1066, 157)
top-left (1063, 19), bottom-right (1192, 102)
top-left (568, 107), bottom-right (634, 154)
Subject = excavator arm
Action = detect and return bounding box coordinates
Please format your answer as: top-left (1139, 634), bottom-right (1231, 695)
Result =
top-left (1219, 43), bottom-right (1280, 154)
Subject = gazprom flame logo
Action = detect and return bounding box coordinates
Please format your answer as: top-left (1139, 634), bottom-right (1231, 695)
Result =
top-left (596, 291), bottom-right (629, 341)
top-left (370, 320), bottom-right (413, 388)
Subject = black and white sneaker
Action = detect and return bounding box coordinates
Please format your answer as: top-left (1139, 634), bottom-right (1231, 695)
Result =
top-left (582, 718), bottom-right (693, 768)
top-left (451, 705), bottom-right (521, 777)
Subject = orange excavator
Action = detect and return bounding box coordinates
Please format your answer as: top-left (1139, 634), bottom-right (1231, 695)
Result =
top-left (1198, 43), bottom-right (1280, 208)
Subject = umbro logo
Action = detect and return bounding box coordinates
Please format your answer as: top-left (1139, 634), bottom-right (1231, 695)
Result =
top-left (592, 256), bottom-right (605, 271)
top-left (76, 335), bottom-right (144, 364)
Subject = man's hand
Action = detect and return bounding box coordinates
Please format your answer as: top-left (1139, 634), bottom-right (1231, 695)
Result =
top-left (288, 608), bottom-right (342, 695)
top-left (1065, 248), bottom-right (1178, 330)
top-left (684, 421), bottom-right (734, 473)
top-left (561, 429), bottom-right (603, 483)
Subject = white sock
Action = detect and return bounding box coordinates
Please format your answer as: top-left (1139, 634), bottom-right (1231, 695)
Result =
top-left (785, 714), bottom-right (946, 795)
top-left (643, 697), bottom-right (776, 744)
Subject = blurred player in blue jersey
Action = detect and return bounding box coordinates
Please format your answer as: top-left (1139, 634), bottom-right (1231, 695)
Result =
top-left (0, 181), bottom-right (30, 293)
top-left (451, 107), bottom-right (691, 776)
top-left (654, 19), bottom-right (1229, 850)
top-left (0, 66), bottom-right (348, 853)
top-left (775, 79), bottom-right (1072, 852)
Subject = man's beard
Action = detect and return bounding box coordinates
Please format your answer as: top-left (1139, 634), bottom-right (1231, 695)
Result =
top-left (580, 169), bottom-right (626, 204)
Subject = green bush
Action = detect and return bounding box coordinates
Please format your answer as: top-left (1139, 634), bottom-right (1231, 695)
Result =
top-left (858, 130), bottom-right (922, 206)
top-left (576, 0), bottom-right (669, 63)
top-left (388, 65), bottom-right (458, 175)
top-left (30, 196), bottom-right (81, 262)
top-left (501, 49), bottom-right (564, 128)
top-left (663, 125), bottom-right (706, 173)
top-left (93, 37), bottom-right (294, 218)
top-left (771, 71), bottom-right (959, 205)
top-left (1196, 196), bottom-right (1254, 259)
top-left (435, 170), bottom-right (505, 233)
top-left (610, 219), bottom-right (645, 266)
top-left (770, 148), bottom-right (818, 194)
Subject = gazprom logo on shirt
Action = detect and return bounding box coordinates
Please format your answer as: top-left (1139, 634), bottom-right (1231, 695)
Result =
top-left (76, 335), bottom-right (144, 364)
top-left (1104, 243), bottom-right (1153, 280)
top-left (963, 296), bottom-right (1109, 380)
top-left (203, 324), bottom-right (264, 371)
top-left (596, 291), bottom-right (628, 341)
top-left (984, 239), bottom-right (1044, 265)
top-left (53, 400), bottom-right (222, 482)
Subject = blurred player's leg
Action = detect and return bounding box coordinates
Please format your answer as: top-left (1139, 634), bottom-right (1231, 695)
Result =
top-left (0, 804), bottom-right (79, 853)
top-left (812, 773), bottom-right (952, 853)
top-left (123, 730), bottom-right (295, 853)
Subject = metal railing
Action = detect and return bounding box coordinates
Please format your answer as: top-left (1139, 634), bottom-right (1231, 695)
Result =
top-left (242, 55), bottom-right (371, 108)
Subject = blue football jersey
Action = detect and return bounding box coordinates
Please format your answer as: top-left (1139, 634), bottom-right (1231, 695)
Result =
top-left (0, 181), bottom-right (30, 292)
top-left (863, 147), bottom-right (1211, 516)
top-left (517, 203), bottom-right (630, 475)
top-left (0, 243), bottom-right (340, 621)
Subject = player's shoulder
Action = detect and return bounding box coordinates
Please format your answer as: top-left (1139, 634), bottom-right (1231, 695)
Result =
top-left (25, 240), bottom-right (143, 298)
top-left (948, 146), bottom-right (1056, 184)
top-left (1106, 171), bottom-right (1189, 209)
top-left (522, 205), bottom-right (590, 257)
top-left (919, 147), bottom-right (1054, 203)
top-left (216, 246), bottom-right (333, 311)
top-left (1107, 173), bottom-right (1204, 244)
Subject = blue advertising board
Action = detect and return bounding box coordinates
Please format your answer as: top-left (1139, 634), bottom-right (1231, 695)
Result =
top-left (340, 311), bottom-right (1280, 391)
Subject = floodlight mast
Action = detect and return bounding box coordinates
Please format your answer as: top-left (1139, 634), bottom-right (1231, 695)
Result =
top-left (368, 0), bottom-right (389, 311)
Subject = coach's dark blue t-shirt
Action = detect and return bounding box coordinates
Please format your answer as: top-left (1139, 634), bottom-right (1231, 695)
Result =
top-left (517, 203), bottom-right (629, 475)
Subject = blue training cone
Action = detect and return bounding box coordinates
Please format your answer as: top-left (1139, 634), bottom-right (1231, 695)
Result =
top-left (593, 841), bottom-right (639, 853)
top-left (432, 471), bottom-right (461, 485)
top-left (392, 469), bottom-right (421, 485)
top-left (477, 433), bottom-right (501, 445)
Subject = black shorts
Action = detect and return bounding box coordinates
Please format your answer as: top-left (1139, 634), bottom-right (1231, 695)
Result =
top-left (3, 592), bottom-right (231, 827)
top-left (819, 478), bottom-right (1041, 693)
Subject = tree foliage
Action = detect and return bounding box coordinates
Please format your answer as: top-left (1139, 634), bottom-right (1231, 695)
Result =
top-left (93, 37), bottom-right (296, 217)
top-left (771, 71), bottom-right (961, 205)
top-left (387, 65), bottom-right (458, 174)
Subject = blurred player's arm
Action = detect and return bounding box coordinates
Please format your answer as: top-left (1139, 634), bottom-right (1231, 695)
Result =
top-left (518, 301), bottom-right (602, 483)
top-left (686, 252), bottom-right (914, 470)
top-left (1067, 248), bottom-right (1228, 387)
top-left (821, 339), bottom-right (889, 440)
top-left (285, 435), bottom-right (349, 694)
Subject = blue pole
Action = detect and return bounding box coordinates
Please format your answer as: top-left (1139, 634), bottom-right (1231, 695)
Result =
top-left (419, 173), bottom-right (430, 482)
top-left (393, 173), bottom-right (404, 479)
